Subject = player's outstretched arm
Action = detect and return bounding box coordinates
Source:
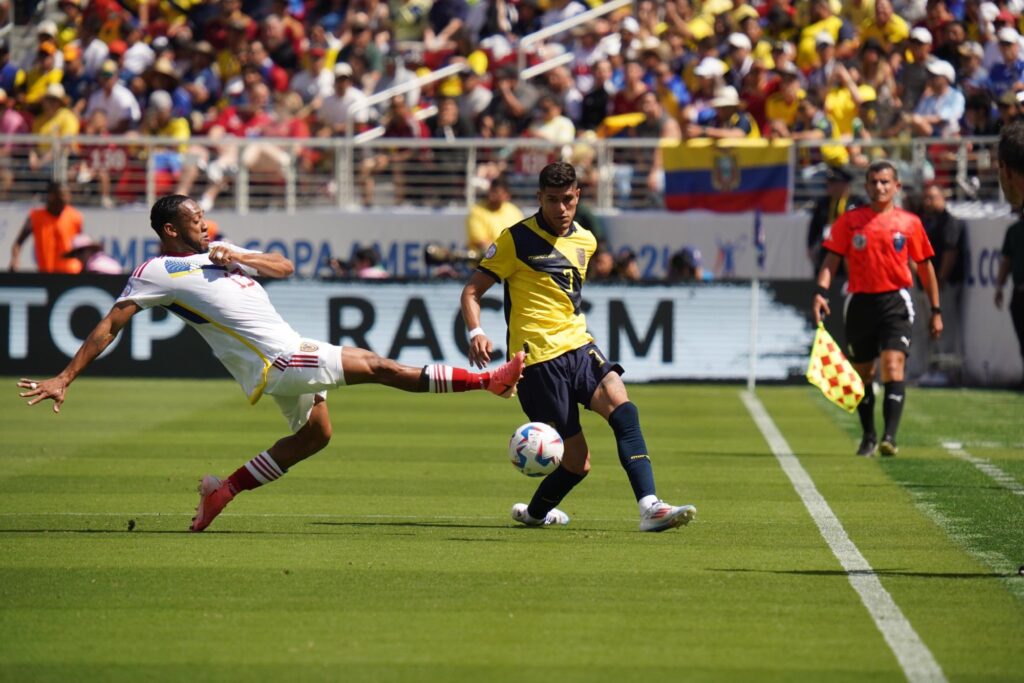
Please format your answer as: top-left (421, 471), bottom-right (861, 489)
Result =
top-left (18, 300), bottom-right (141, 413)
top-left (812, 252), bottom-right (841, 324)
top-left (209, 244), bottom-right (294, 279)
top-left (461, 271), bottom-right (496, 369)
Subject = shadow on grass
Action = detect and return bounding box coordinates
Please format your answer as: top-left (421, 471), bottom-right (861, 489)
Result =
top-left (310, 520), bottom-right (509, 531)
top-left (710, 567), bottom-right (1016, 579)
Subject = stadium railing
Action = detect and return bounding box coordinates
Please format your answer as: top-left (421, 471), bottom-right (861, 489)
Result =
top-left (0, 133), bottom-right (1002, 212)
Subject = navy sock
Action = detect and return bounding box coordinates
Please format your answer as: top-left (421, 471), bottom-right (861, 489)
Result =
top-left (527, 466), bottom-right (585, 520)
top-left (608, 402), bottom-right (657, 501)
top-left (857, 382), bottom-right (876, 438)
top-left (882, 381), bottom-right (906, 440)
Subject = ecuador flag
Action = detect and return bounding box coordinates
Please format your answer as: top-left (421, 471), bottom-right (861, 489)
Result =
top-left (806, 323), bottom-right (864, 413)
top-left (663, 139), bottom-right (793, 213)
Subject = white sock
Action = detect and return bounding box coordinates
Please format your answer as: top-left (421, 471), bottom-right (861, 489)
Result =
top-left (244, 451), bottom-right (285, 485)
top-left (638, 495), bottom-right (659, 513)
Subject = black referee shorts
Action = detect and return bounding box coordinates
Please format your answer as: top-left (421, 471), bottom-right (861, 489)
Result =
top-left (843, 289), bottom-right (915, 363)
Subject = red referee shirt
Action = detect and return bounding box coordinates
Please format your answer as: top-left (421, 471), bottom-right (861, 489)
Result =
top-left (823, 205), bottom-right (934, 294)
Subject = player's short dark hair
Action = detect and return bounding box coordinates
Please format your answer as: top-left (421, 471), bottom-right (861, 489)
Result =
top-left (999, 120), bottom-right (1024, 175)
top-left (539, 161), bottom-right (577, 191)
top-left (866, 159), bottom-right (899, 181)
top-left (150, 194), bottom-right (191, 236)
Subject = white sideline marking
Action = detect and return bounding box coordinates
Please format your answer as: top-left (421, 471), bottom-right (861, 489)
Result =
top-left (741, 391), bottom-right (946, 683)
top-left (941, 441), bottom-right (1024, 497)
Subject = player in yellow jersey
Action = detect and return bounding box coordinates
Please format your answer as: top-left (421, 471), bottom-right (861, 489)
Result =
top-left (460, 162), bottom-right (697, 532)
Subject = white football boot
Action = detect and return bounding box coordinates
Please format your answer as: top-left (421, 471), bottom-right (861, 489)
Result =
top-left (511, 503), bottom-right (570, 527)
top-left (639, 501), bottom-right (696, 532)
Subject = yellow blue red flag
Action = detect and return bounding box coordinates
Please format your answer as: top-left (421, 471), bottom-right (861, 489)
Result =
top-left (806, 323), bottom-right (864, 413)
top-left (662, 139), bottom-right (793, 213)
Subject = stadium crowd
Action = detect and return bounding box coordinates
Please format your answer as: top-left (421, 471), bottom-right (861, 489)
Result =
top-left (1, 0), bottom-right (1021, 207)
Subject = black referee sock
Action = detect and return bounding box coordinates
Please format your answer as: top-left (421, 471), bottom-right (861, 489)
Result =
top-left (882, 381), bottom-right (906, 440)
top-left (527, 466), bottom-right (585, 520)
top-left (857, 382), bottom-right (876, 438)
top-left (608, 402), bottom-right (657, 501)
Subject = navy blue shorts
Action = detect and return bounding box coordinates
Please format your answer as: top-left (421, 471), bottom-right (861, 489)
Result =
top-left (516, 343), bottom-right (624, 439)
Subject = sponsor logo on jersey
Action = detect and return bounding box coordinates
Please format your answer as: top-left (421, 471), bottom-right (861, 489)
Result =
top-left (852, 233), bottom-right (867, 250)
top-left (893, 231), bottom-right (906, 252)
top-left (484, 243), bottom-right (497, 259)
top-left (576, 248), bottom-right (586, 267)
top-left (164, 259), bottom-right (201, 278)
top-left (299, 341), bottom-right (319, 352)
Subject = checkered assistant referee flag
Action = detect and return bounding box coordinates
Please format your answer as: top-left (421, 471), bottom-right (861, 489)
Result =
top-left (806, 323), bottom-right (865, 413)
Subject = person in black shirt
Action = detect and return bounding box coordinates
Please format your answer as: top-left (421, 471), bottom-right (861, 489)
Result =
top-left (806, 165), bottom-right (864, 274)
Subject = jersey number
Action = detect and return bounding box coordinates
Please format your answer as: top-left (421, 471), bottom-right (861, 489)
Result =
top-left (225, 268), bottom-right (255, 288)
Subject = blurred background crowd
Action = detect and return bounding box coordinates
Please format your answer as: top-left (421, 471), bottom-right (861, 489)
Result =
top-left (0, 0), bottom-right (1020, 209)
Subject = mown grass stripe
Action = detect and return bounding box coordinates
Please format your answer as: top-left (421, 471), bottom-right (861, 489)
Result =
top-left (741, 391), bottom-right (947, 683)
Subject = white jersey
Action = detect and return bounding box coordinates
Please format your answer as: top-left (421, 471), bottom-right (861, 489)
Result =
top-left (116, 242), bottom-right (302, 403)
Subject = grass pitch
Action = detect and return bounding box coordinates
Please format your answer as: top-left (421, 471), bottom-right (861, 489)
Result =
top-left (1, 379), bottom-right (1022, 682)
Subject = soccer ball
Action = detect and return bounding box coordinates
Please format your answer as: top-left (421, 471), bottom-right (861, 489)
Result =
top-left (508, 422), bottom-right (564, 477)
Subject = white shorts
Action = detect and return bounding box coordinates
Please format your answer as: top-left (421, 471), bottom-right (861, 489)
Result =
top-left (265, 339), bottom-right (346, 432)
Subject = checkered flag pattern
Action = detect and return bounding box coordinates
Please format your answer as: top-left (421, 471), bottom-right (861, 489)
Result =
top-left (805, 324), bottom-right (865, 413)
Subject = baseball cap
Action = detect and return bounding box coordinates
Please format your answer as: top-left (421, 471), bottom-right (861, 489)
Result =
top-left (825, 165), bottom-right (854, 182)
top-left (334, 62), bottom-right (353, 78)
top-left (998, 26), bottom-right (1020, 43)
top-left (621, 16), bottom-right (640, 33)
top-left (37, 19), bottom-right (58, 36)
top-left (148, 89), bottom-right (173, 112)
top-left (959, 41), bottom-right (984, 58)
top-left (99, 59), bottom-right (118, 76)
top-left (910, 27), bottom-right (933, 44)
top-left (709, 85), bottom-right (741, 107)
top-left (309, 46), bottom-right (327, 58)
top-left (693, 56), bottom-right (726, 78)
top-left (43, 82), bottom-right (66, 100)
top-left (926, 59), bottom-right (956, 83)
top-left (727, 32), bottom-right (752, 51)
top-left (997, 8), bottom-right (1016, 23)
top-left (815, 31), bottom-right (835, 46)
top-left (62, 43), bottom-right (81, 61)
top-left (37, 40), bottom-right (57, 56)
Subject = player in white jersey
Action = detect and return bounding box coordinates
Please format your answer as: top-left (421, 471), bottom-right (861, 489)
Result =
top-left (17, 195), bottom-right (525, 532)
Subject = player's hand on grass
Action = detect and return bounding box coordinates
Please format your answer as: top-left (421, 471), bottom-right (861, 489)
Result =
top-left (468, 334), bottom-right (492, 369)
top-left (812, 294), bottom-right (830, 324)
top-left (17, 377), bottom-right (66, 413)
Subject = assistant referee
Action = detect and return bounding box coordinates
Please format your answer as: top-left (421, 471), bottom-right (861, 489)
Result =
top-left (812, 160), bottom-right (943, 457)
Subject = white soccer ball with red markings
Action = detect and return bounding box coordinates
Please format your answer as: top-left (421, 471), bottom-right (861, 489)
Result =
top-left (508, 422), bottom-right (564, 477)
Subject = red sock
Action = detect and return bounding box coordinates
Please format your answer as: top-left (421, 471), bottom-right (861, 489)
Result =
top-left (226, 451), bottom-right (285, 494)
top-left (425, 365), bottom-right (489, 392)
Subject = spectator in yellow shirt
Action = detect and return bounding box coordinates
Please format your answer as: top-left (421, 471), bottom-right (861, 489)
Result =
top-left (24, 41), bottom-right (64, 111)
top-left (766, 67), bottom-right (806, 136)
top-left (466, 175), bottom-right (524, 253)
top-left (30, 83), bottom-right (80, 171)
top-left (859, 0), bottom-right (910, 52)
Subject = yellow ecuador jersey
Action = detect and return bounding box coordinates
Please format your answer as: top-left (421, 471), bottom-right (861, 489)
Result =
top-left (477, 214), bottom-right (595, 367)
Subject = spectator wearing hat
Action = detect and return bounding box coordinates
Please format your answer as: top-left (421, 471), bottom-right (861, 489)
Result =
top-left (898, 27), bottom-right (935, 113)
top-left (797, 0), bottom-right (855, 71)
top-left (910, 58), bottom-right (965, 136)
top-left (957, 41), bottom-right (989, 95)
top-left (25, 20), bottom-right (65, 71)
top-left (317, 62), bottom-right (371, 134)
top-left (24, 41), bottom-right (64, 110)
top-left (615, 15), bottom-right (644, 62)
top-left (9, 182), bottom-right (82, 274)
top-left (725, 32), bottom-right (755, 90)
top-left (807, 165), bottom-right (865, 273)
top-left (30, 83), bottom-right (80, 172)
top-left (769, 40), bottom-right (802, 83)
top-left (982, 7), bottom-right (1018, 70)
top-left (64, 234), bottom-right (122, 275)
top-left (290, 46), bottom-right (334, 106)
top-left (860, 0), bottom-right (911, 51)
top-left (766, 66), bottom-right (806, 137)
top-left (994, 89), bottom-right (1024, 130)
top-left (987, 26), bottom-right (1024, 99)
top-left (60, 44), bottom-right (89, 113)
top-left (84, 59), bottom-right (141, 133)
top-left (688, 85), bottom-right (759, 138)
top-left (667, 246), bottom-right (711, 282)
top-left (682, 56), bottom-right (725, 125)
top-left (0, 88), bottom-right (28, 199)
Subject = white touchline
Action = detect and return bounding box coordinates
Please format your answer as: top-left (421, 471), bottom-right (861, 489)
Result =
top-left (941, 441), bottom-right (1024, 497)
top-left (741, 392), bottom-right (946, 683)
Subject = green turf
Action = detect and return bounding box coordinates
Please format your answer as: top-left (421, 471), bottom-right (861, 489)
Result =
top-left (1, 379), bottom-right (1022, 682)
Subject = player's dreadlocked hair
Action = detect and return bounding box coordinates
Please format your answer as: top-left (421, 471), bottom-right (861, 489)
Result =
top-left (539, 161), bottom-right (577, 191)
top-left (999, 119), bottom-right (1024, 176)
top-left (150, 194), bottom-right (192, 236)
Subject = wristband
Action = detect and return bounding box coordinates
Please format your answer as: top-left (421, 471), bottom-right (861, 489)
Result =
top-left (468, 327), bottom-right (486, 340)
top-left (815, 285), bottom-right (829, 298)
top-left (931, 307), bottom-right (942, 315)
